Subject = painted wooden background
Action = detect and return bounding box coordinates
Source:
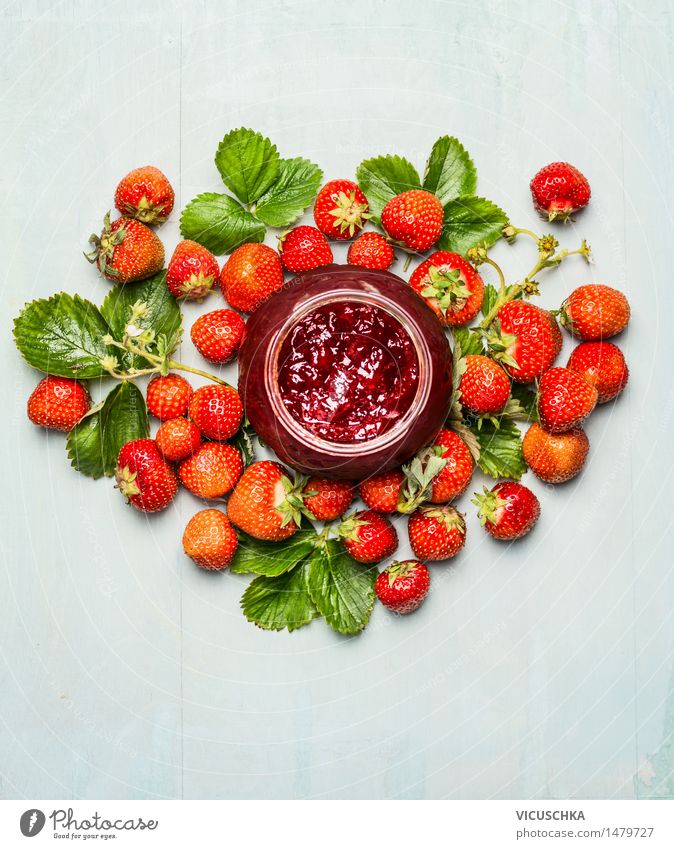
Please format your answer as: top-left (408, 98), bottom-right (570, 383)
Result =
top-left (0, 0), bottom-right (672, 799)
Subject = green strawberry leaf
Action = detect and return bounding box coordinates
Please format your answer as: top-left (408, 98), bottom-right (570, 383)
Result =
top-left (66, 381), bottom-right (148, 478)
top-left (356, 155), bottom-right (421, 223)
top-left (254, 157), bottom-right (323, 227)
top-left (438, 196), bottom-right (509, 255)
top-left (230, 419), bottom-right (257, 469)
top-left (13, 293), bottom-right (112, 378)
top-left (214, 127), bottom-right (280, 205)
top-left (468, 418), bottom-right (526, 480)
top-left (241, 561), bottom-right (318, 632)
top-left (422, 136), bottom-right (477, 205)
top-left (306, 539), bottom-right (377, 635)
top-left (481, 283), bottom-right (499, 318)
top-left (180, 192), bottom-right (265, 255)
top-left (230, 527), bottom-right (318, 577)
top-left (452, 326), bottom-right (484, 357)
top-left (100, 271), bottom-right (182, 369)
top-left (507, 384), bottom-right (539, 422)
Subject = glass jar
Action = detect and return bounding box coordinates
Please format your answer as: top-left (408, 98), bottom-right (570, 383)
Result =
top-left (238, 264), bottom-right (452, 479)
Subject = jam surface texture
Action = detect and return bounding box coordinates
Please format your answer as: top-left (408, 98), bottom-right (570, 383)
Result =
top-left (277, 301), bottom-right (420, 444)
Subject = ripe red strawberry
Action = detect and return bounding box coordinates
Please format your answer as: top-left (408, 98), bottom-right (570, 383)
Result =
top-left (278, 225), bottom-right (333, 273)
top-left (178, 442), bottom-right (243, 499)
top-left (314, 179), bottom-right (370, 240)
top-left (375, 560), bottom-right (430, 614)
top-left (408, 505), bottom-right (466, 561)
top-left (27, 376), bottom-right (91, 432)
top-left (188, 384), bottom-right (243, 441)
top-left (227, 460), bottom-right (303, 541)
top-left (567, 341), bottom-right (629, 403)
top-left (146, 373), bottom-right (192, 421)
top-left (560, 284), bottom-right (630, 341)
top-left (220, 243), bottom-right (284, 314)
top-left (359, 469), bottom-right (405, 513)
top-left (182, 509), bottom-right (238, 571)
top-left (410, 252), bottom-right (484, 326)
top-left (86, 212), bottom-right (164, 284)
top-left (459, 355), bottom-right (511, 415)
top-left (530, 162), bottom-right (591, 221)
top-left (339, 510), bottom-right (398, 564)
top-left (429, 429), bottom-right (474, 503)
top-left (302, 477), bottom-right (354, 521)
top-left (522, 422), bottom-right (589, 484)
top-left (381, 190), bottom-right (443, 252)
top-left (155, 417), bottom-right (201, 462)
top-left (191, 309), bottom-right (245, 364)
top-left (473, 482), bottom-right (540, 540)
top-left (114, 165), bottom-right (174, 224)
top-left (166, 240), bottom-right (219, 300)
top-left (347, 232), bottom-right (395, 270)
top-left (115, 438), bottom-right (178, 513)
top-left (537, 367), bottom-right (597, 433)
top-left (490, 301), bottom-right (560, 383)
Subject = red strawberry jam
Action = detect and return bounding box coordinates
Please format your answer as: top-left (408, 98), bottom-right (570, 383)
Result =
top-left (238, 265), bottom-right (452, 479)
top-left (277, 301), bottom-right (419, 444)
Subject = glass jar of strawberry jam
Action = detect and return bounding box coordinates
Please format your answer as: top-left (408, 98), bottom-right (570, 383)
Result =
top-left (238, 264), bottom-right (452, 479)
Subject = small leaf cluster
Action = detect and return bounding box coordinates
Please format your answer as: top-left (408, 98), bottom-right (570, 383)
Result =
top-left (180, 128), bottom-right (323, 254)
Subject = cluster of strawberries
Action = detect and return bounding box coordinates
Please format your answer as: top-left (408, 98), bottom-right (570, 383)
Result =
top-left (24, 158), bottom-right (631, 620)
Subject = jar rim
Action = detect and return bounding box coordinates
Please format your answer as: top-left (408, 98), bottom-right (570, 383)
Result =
top-left (264, 288), bottom-right (432, 456)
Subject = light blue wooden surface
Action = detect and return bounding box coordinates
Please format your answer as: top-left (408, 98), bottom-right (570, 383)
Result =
top-left (0, 0), bottom-right (672, 799)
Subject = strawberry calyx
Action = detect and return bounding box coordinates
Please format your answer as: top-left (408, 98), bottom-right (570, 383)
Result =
top-left (471, 486), bottom-right (508, 527)
top-left (418, 504), bottom-right (465, 532)
top-left (278, 473), bottom-right (309, 528)
top-left (481, 321), bottom-right (519, 370)
top-left (397, 447), bottom-right (448, 514)
top-left (124, 195), bottom-right (169, 225)
top-left (177, 272), bottom-right (216, 300)
top-left (114, 465), bottom-right (141, 499)
top-left (328, 191), bottom-right (371, 237)
top-left (420, 265), bottom-right (472, 314)
top-left (337, 512), bottom-right (371, 543)
top-left (384, 559), bottom-right (420, 587)
top-left (84, 211), bottom-right (125, 278)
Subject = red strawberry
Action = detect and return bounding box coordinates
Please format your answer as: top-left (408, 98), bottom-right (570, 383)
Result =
top-left (188, 385), bottom-right (243, 441)
top-left (302, 477), bottom-right (354, 521)
top-left (227, 460), bottom-right (303, 541)
top-left (339, 510), bottom-right (398, 564)
top-left (155, 417), bottom-right (202, 462)
top-left (146, 374), bottom-right (192, 421)
top-left (410, 251), bottom-right (484, 326)
top-left (375, 560), bottom-right (430, 614)
top-left (567, 341), bottom-right (629, 403)
top-left (347, 232), bottom-right (395, 270)
top-left (490, 301), bottom-right (560, 383)
top-left (27, 376), bottom-right (91, 432)
top-left (85, 212), bottom-right (164, 284)
top-left (473, 482), bottom-right (540, 540)
top-left (115, 438), bottom-right (178, 513)
top-left (183, 509), bottom-right (238, 571)
top-left (381, 190), bottom-right (443, 252)
top-left (166, 240), bottom-right (219, 300)
top-left (398, 430), bottom-right (474, 512)
top-left (560, 284), bottom-right (630, 341)
top-left (408, 505), bottom-right (466, 561)
top-left (530, 162), bottom-right (591, 221)
top-left (523, 422), bottom-right (589, 484)
top-left (359, 469), bottom-right (405, 513)
top-left (459, 354), bottom-right (511, 415)
top-left (114, 166), bottom-right (174, 224)
top-left (278, 225), bottom-right (333, 273)
top-left (178, 442), bottom-right (243, 499)
top-left (191, 309), bottom-right (245, 364)
top-left (537, 366), bottom-right (597, 433)
top-left (220, 243), bottom-right (284, 314)
top-left (314, 179), bottom-right (370, 240)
